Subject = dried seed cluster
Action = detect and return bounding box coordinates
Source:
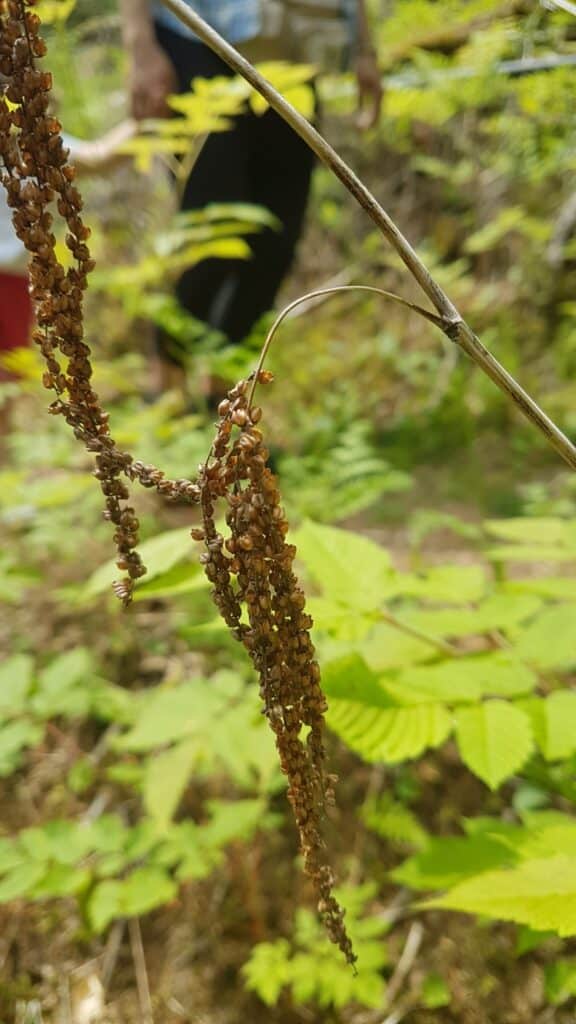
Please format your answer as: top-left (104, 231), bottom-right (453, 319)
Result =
top-left (1, 2), bottom-right (354, 962)
top-left (0, 0), bottom-right (200, 603)
top-left (196, 373), bottom-right (356, 965)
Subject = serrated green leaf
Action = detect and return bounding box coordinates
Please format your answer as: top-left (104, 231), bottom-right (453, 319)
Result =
top-left (421, 973), bottom-right (451, 1009)
top-left (242, 940), bottom-right (292, 1005)
top-left (358, 622), bottom-right (434, 671)
top-left (512, 605), bottom-right (576, 670)
top-left (133, 562), bottom-right (208, 601)
top-left (143, 740), bottom-right (197, 831)
top-left (322, 655), bottom-right (393, 706)
top-left (294, 521), bottom-right (395, 611)
top-left (307, 597), bottom-right (374, 641)
top-left (362, 795), bottom-right (428, 849)
top-left (85, 527), bottom-right (194, 599)
top-left (486, 545), bottom-right (575, 563)
top-left (485, 518), bottom-right (572, 547)
top-left (0, 861), bottom-right (45, 902)
top-left (385, 652), bottom-right (536, 706)
top-left (515, 925), bottom-right (554, 956)
top-left (404, 593), bottom-right (541, 638)
top-left (116, 681), bottom-right (212, 751)
top-left (38, 647), bottom-right (92, 694)
top-left (427, 855), bottom-right (576, 936)
top-left (392, 834), bottom-right (515, 890)
top-left (120, 867), bottom-right (177, 917)
top-left (398, 564), bottom-right (487, 604)
top-left (0, 838), bottom-right (24, 875)
top-left (0, 720), bottom-right (43, 776)
top-left (455, 701), bottom-right (533, 788)
top-left (0, 654), bottom-right (34, 716)
top-left (328, 699), bottom-right (452, 764)
top-left (88, 879), bottom-right (123, 932)
top-left (202, 799), bottom-right (267, 848)
top-left (504, 578), bottom-right (576, 601)
top-left (31, 865), bottom-right (90, 898)
top-left (511, 824), bottom-right (576, 861)
top-left (518, 692), bottom-right (576, 761)
top-left (544, 959), bottom-right (576, 1005)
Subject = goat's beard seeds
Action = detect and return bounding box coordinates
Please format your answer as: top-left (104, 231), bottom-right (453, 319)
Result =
top-left (0, 0), bottom-right (355, 963)
top-left (196, 375), bottom-right (355, 965)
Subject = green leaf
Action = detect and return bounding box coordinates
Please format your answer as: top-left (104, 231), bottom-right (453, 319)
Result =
top-left (404, 594), bottom-right (542, 639)
top-left (518, 692), bottom-right (576, 761)
top-left (512, 605), bottom-right (576, 670)
top-left (505, 578), bottom-right (576, 601)
top-left (242, 940), bottom-right (292, 1005)
top-left (294, 521), bottom-right (395, 611)
top-left (143, 740), bottom-right (197, 831)
top-left (322, 655), bottom-right (393, 707)
top-left (421, 973), bottom-right (451, 1009)
top-left (398, 564), bottom-right (487, 604)
top-left (133, 562), bottom-right (208, 601)
top-left (485, 517), bottom-right (573, 547)
top-left (37, 647), bottom-right (92, 694)
top-left (362, 795), bottom-right (428, 849)
top-left (202, 799), bottom-right (268, 848)
top-left (0, 838), bottom-right (24, 875)
top-left (328, 699), bottom-right (452, 764)
top-left (544, 959), bottom-right (576, 1006)
top-left (84, 527), bottom-right (194, 599)
top-left (486, 545), bottom-right (575, 563)
top-left (0, 721), bottom-right (43, 776)
top-left (33, 647), bottom-right (94, 717)
top-left (455, 701), bottom-right (533, 789)
top-left (427, 855), bottom-right (576, 936)
top-left (116, 681), bottom-right (208, 751)
top-left (0, 861), bottom-right (45, 902)
top-left (385, 653), bottom-right (536, 706)
top-left (392, 833), bottom-right (515, 890)
top-left (0, 654), bottom-right (34, 716)
top-left (88, 879), bottom-right (123, 933)
top-left (31, 865), bottom-right (90, 899)
top-left (307, 597), bottom-right (374, 642)
top-left (358, 622), bottom-right (435, 671)
top-left (120, 867), bottom-right (177, 917)
top-left (515, 925), bottom-right (554, 956)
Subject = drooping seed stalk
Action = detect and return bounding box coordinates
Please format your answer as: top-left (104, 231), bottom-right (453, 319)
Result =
top-left (195, 371), bottom-right (356, 965)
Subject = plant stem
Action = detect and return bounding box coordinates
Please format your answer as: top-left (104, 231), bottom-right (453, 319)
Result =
top-left (379, 608), bottom-right (459, 658)
top-left (159, 0), bottom-right (576, 473)
top-left (248, 284), bottom-right (443, 406)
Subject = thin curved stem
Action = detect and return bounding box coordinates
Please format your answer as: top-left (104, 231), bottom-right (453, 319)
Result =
top-left (159, 0), bottom-right (576, 472)
top-left (248, 284), bottom-right (445, 407)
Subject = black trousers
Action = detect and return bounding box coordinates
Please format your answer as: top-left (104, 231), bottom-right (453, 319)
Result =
top-left (155, 23), bottom-right (315, 353)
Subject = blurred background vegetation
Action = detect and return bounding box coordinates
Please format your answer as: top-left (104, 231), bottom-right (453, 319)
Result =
top-left (1, 0), bottom-right (576, 1021)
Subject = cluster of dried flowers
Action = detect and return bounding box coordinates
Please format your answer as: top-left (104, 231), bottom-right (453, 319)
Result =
top-left (195, 375), bottom-right (355, 965)
top-left (0, 0), bottom-right (354, 963)
top-left (0, 0), bottom-right (199, 603)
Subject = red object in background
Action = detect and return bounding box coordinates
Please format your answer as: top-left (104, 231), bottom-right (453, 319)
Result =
top-left (0, 271), bottom-right (32, 377)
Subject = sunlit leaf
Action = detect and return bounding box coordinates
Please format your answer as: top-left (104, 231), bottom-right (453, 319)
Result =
top-left (0, 654), bottom-right (34, 716)
top-left (427, 856), bottom-right (576, 936)
top-left (143, 740), bottom-right (197, 831)
top-left (85, 527), bottom-right (194, 599)
top-left (455, 701), bottom-right (533, 789)
top-left (517, 692), bottom-right (576, 761)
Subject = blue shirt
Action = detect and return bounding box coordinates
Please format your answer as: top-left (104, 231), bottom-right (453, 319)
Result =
top-left (154, 0), bottom-right (357, 46)
top-left (153, 0), bottom-right (261, 44)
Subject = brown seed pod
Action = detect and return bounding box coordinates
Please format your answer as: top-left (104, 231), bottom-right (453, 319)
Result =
top-left (195, 374), bottom-right (356, 966)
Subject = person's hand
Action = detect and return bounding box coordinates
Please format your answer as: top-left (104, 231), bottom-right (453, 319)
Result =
top-left (354, 51), bottom-right (383, 131)
top-left (129, 42), bottom-right (178, 120)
